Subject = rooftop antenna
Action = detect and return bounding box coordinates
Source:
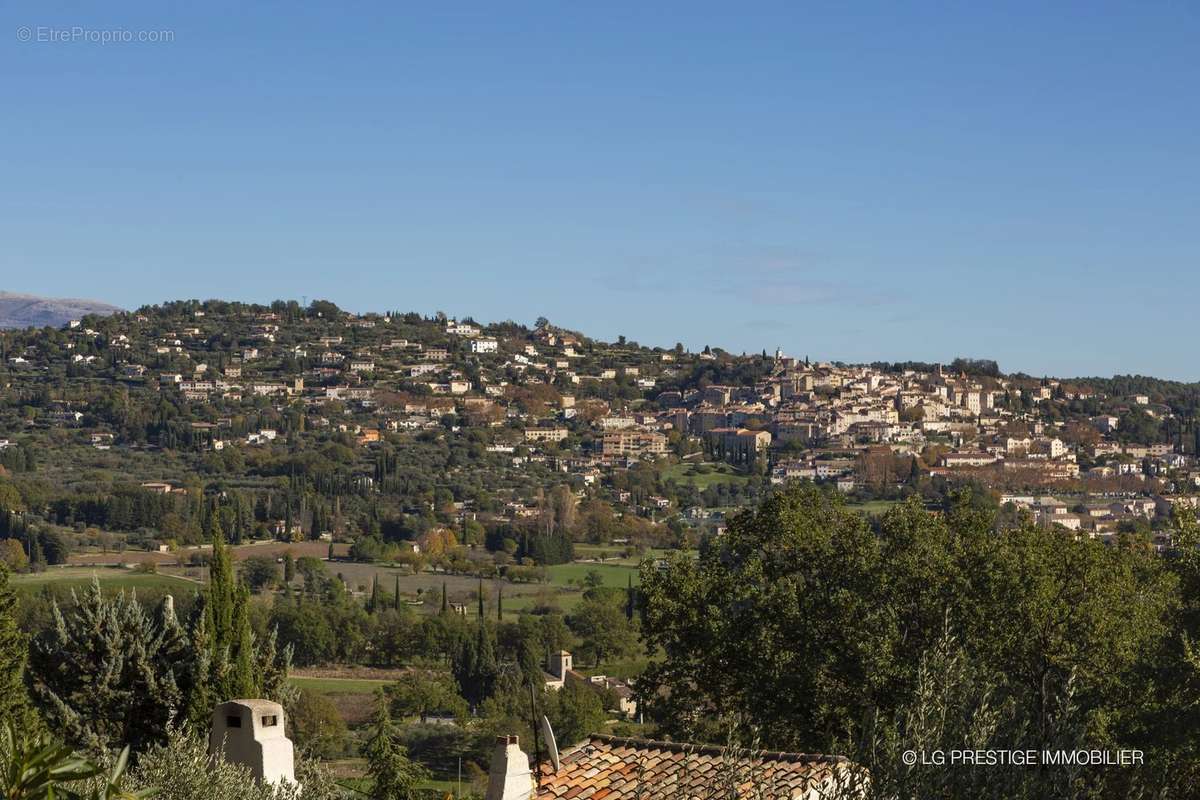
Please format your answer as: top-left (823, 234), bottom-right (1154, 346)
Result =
top-left (527, 681), bottom-right (543, 788)
top-left (541, 714), bottom-right (561, 773)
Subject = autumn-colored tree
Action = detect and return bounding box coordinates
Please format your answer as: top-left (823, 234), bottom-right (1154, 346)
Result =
top-left (0, 541), bottom-right (27, 573)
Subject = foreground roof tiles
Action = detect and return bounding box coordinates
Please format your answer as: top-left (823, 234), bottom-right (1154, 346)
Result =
top-left (536, 734), bottom-right (848, 800)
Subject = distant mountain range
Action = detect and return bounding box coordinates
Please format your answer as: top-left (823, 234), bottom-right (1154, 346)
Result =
top-left (0, 291), bottom-right (122, 329)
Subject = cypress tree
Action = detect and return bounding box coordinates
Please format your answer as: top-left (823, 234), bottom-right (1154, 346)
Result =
top-left (452, 619), bottom-right (497, 709)
top-left (472, 619), bottom-right (497, 705)
top-left (477, 578), bottom-right (485, 618)
top-left (369, 575), bottom-right (380, 613)
top-left (205, 512), bottom-right (276, 702)
top-left (394, 574), bottom-right (400, 611)
top-left (451, 632), bottom-right (477, 706)
top-left (207, 514), bottom-right (235, 656)
top-left (253, 624), bottom-right (291, 702)
top-left (29, 531), bottom-right (45, 570)
top-left (184, 596), bottom-right (213, 728)
top-left (497, 586), bottom-right (503, 620)
top-left (229, 582), bottom-right (258, 697)
top-left (440, 582), bottom-right (448, 614)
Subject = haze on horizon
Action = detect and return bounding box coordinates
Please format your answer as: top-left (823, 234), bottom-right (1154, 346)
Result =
top-left (3, 2), bottom-right (1197, 380)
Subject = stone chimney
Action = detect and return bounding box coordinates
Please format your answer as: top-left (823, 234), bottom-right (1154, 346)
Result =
top-left (209, 699), bottom-right (295, 785)
top-left (485, 735), bottom-right (534, 800)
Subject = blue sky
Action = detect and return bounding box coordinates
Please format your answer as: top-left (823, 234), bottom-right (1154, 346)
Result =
top-left (2, 2), bottom-right (1198, 379)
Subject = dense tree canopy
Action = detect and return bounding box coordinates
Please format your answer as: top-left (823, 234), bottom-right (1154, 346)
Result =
top-left (639, 484), bottom-right (1179, 791)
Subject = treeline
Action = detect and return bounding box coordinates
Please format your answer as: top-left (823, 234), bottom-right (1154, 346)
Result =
top-left (657, 356), bottom-right (776, 398)
top-left (0, 444), bottom-right (36, 473)
top-left (1079, 374), bottom-right (1200, 416)
top-left (869, 356), bottom-right (1001, 377)
top-left (639, 482), bottom-right (1200, 797)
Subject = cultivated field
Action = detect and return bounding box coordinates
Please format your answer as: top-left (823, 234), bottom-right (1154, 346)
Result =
top-left (10, 566), bottom-right (200, 594)
top-left (68, 539), bottom-right (351, 568)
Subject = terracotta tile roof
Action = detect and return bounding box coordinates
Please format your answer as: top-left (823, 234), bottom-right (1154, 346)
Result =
top-left (536, 734), bottom-right (848, 800)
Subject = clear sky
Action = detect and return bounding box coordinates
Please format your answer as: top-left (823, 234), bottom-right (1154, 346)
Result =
top-left (3, 2), bottom-right (1198, 379)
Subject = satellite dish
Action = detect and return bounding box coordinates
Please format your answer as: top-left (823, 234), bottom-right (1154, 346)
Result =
top-left (541, 714), bottom-right (560, 773)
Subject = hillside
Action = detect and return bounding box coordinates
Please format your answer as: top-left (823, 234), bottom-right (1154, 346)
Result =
top-left (0, 291), bottom-right (122, 329)
top-left (0, 296), bottom-right (1198, 568)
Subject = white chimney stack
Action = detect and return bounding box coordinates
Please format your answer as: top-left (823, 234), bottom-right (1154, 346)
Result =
top-left (485, 735), bottom-right (534, 800)
top-left (209, 699), bottom-right (295, 786)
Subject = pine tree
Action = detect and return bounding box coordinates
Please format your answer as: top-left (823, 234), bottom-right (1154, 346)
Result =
top-left (28, 581), bottom-right (193, 753)
top-left (364, 700), bottom-right (429, 800)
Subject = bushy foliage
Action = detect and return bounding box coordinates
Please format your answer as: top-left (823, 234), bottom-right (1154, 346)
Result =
top-left (567, 587), bottom-right (639, 667)
top-left (28, 583), bottom-right (196, 754)
top-left (0, 566), bottom-right (29, 728)
top-left (639, 484), bottom-right (1177, 788)
top-left (28, 572), bottom-right (291, 755)
top-left (288, 690), bottom-right (348, 760)
top-left (363, 702), bottom-right (429, 800)
top-left (128, 727), bottom-right (340, 800)
top-left (385, 669), bottom-right (468, 723)
top-left (0, 722), bottom-right (148, 800)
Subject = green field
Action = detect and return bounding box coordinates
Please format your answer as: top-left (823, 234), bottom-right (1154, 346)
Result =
top-left (847, 499), bottom-right (902, 514)
top-left (572, 545), bottom-right (678, 566)
top-left (547, 562), bottom-right (640, 588)
top-left (661, 461), bottom-right (752, 488)
top-left (290, 675), bottom-right (391, 727)
top-left (289, 676), bottom-right (390, 694)
top-left (10, 567), bottom-right (199, 594)
top-left (572, 543), bottom-right (632, 560)
top-left (495, 592), bottom-right (550, 612)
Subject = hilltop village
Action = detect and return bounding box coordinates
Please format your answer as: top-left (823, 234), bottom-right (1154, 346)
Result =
top-left (0, 298), bottom-right (1197, 561)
